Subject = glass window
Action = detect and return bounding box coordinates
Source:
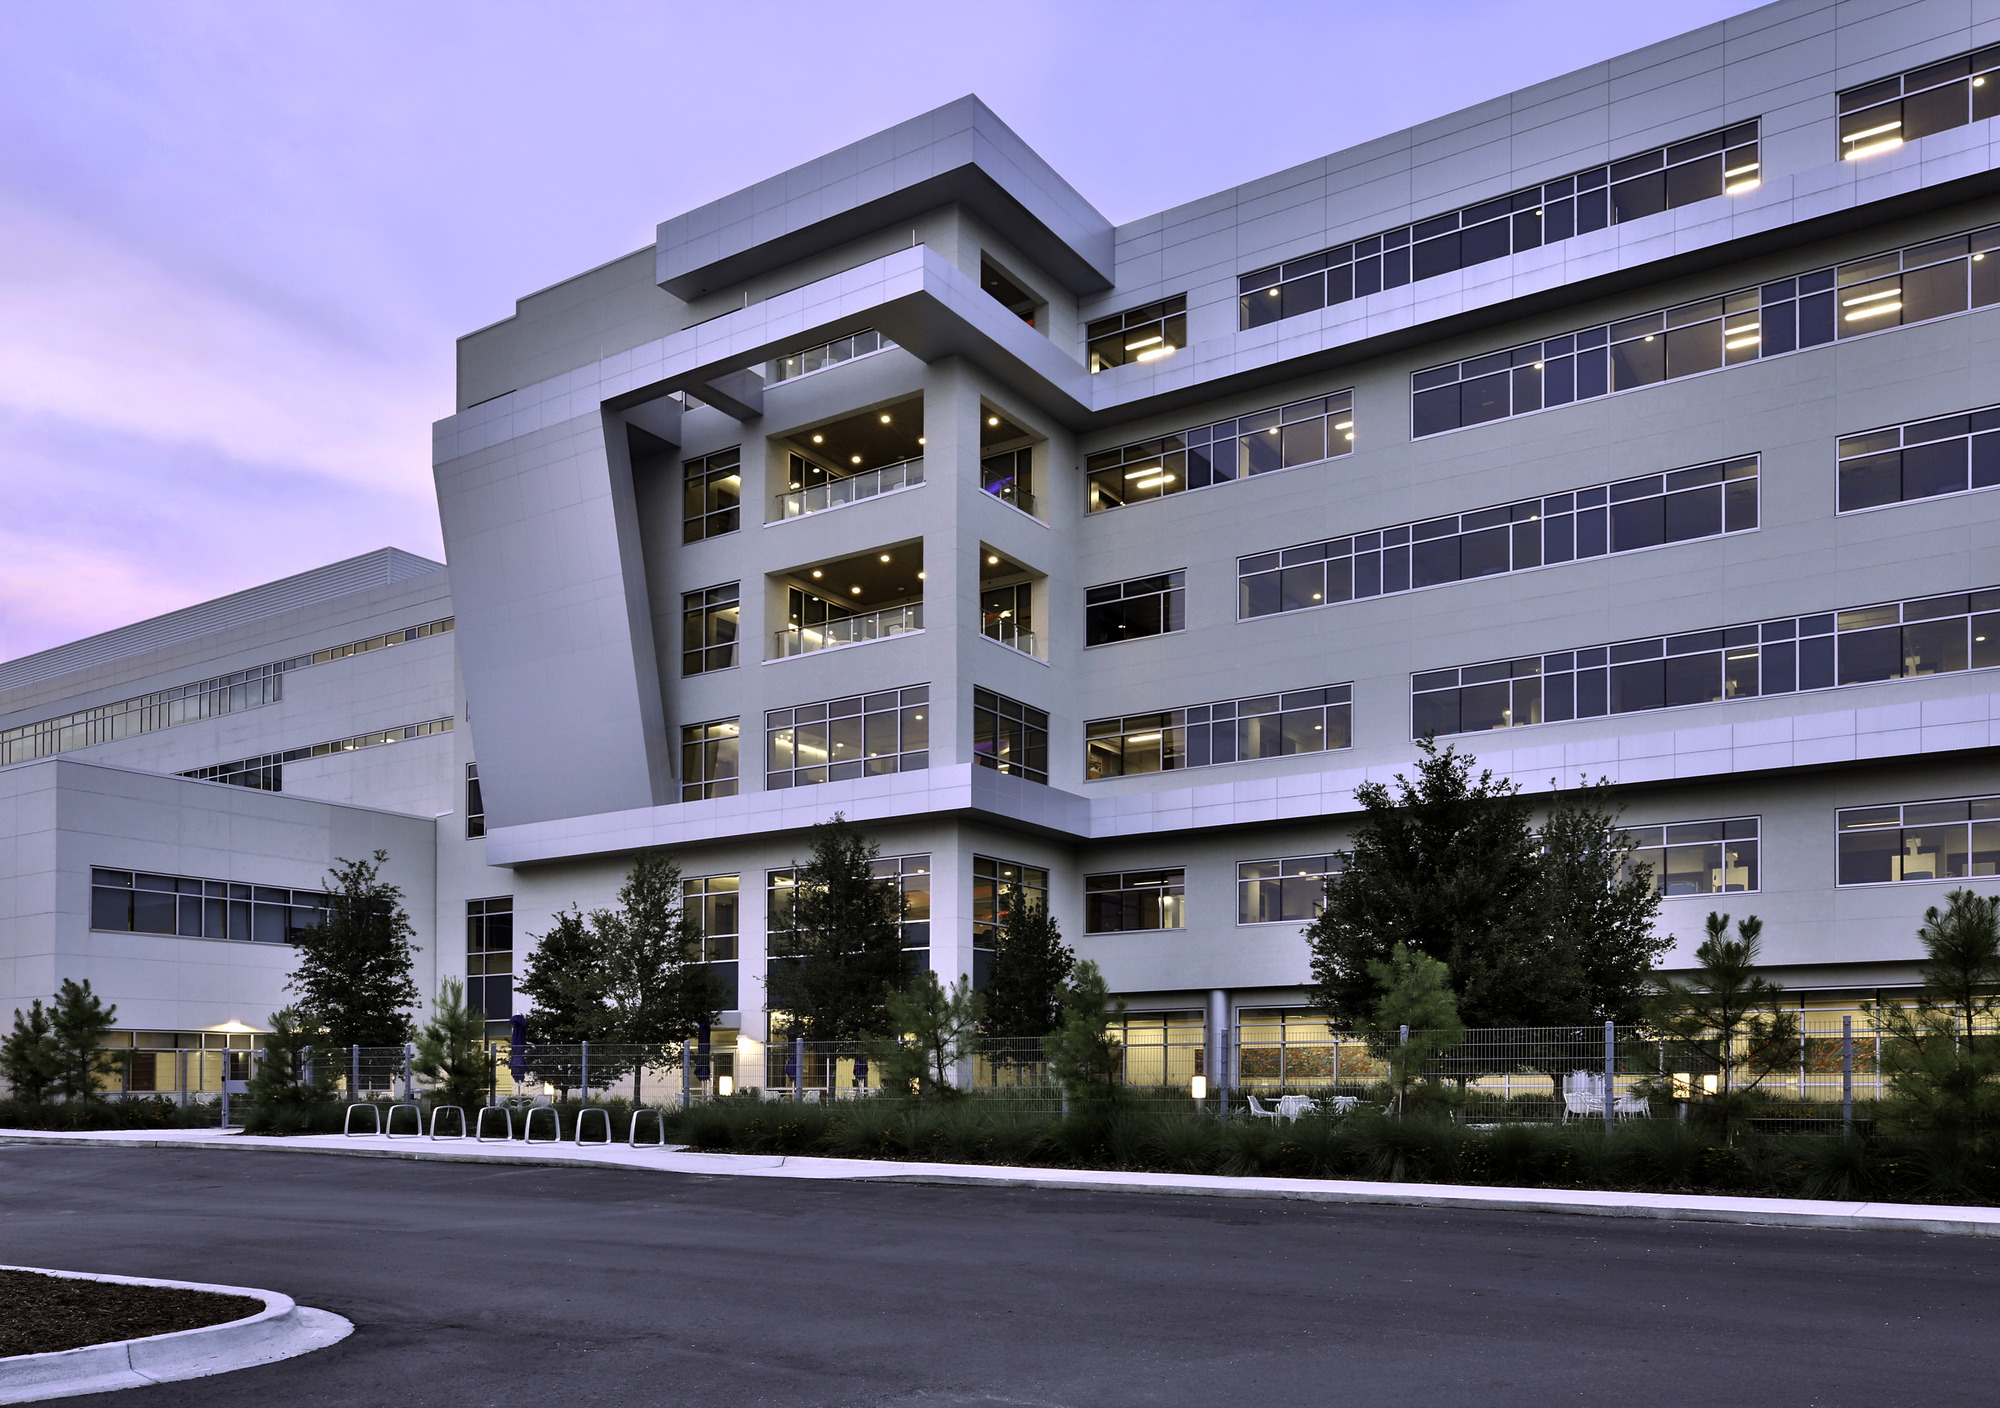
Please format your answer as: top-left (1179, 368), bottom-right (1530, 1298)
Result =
top-left (1241, 457), bottom-right (1754, 618)
top-left (1839, 404), bottom-right (2000, 512)
top-left (1087, 685), bottom-right (1352, 779)
top-left (1839, 45), bottom-right (2000, 161)
top-left (980, 447), bottom-right (1035, 515)
top-left (1622, 819), bottom-right (1759, 895)
top-left (681, 719), bottom-right (740, 802)
top-left (1084, 870), bottom-right (1186, 933)
top-left (1410, 219), bottom-right (2000, 438)
top-left (1412, 587), bottom-right (2000, 738)
top-left (1086, 392), bottom-right (1352, 513)
top-left (682, 582), bottom-right (740, 675)
top-left (768, 854), bottom-right (930, 979)
top-left (766, 685), bottom-right (928, 789)
top-left (90, 866), bottom-right (323, 945)
top-left (1241, 122), bottom-right (1759, 331)
top-left (1086, 571), bottom-right (1186, 645)
top-left (683, 874), bottom-right (740, 1009)
top-left (465, 763), bottom-right (484, 839)
top-left (973, 856), bottom-right (1049, 988)
top-left (683, 448), bottom-right (742, 542)
top-left (466, 896), bottom-right (514, 1019)
top-left (1087, 295), bottom-right (1187, 372)
top-left (1838, 796), bottom-right (2000, 884)
top-left (1236, 855), bottom-right (1342, 924)
top-left (767, 329), bottom-right (895, 384)
top-left (973, 687), bottom-right (1049, 784)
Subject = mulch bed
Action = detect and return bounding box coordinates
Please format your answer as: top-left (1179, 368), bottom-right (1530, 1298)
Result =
top-left (0, 1269), bottom-right (263, 1357)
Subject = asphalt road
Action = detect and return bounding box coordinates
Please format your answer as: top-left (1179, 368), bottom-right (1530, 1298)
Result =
top-left (2, 1147), bottom-right (1996, 1408)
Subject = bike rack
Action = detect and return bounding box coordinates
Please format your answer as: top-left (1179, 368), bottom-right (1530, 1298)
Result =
top-left (629, 1107), bottom-right (667, 1147)
top-left (384, 1102), bottom-right (423, 1139)
top-left (575, 1107), bottom-right (612, 1145)
top-left (344, 1103), bottom-right (381, 1137)
top-left (475, 1106), bottom-right (514, 1143)
top-left (428, 1105), bottom-right (468, 1140)
top-left (523, 1105), bottom-right (561, 1144)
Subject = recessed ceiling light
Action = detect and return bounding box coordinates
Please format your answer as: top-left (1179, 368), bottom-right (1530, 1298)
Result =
top-left (879, 553), bottom-right (891, 562)
top-left (811, 434), bottom-right (823, 443)
top-left (917, 436), bottom-right (927, 445)
top-left (851, 455), bottom-right (863, 464)
top-left (850, 586), bottom-right (863, 594)
top-left (987, 415), bottom-right (1000, 426)
top-left (917, 571), bottom-right (926, 580)
top-left (987, 554), bottom-right (999, 565)
top-left (879, 414), bottom-right (892, 423)
top-left (811, 570), bottom-right (823, 578)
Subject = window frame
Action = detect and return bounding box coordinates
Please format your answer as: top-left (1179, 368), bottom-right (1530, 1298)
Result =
top-left (682, 581), bottom-right (742, 676)
top-left (1086, 570), bottom-right (1187, 647)
top-left (764, 685), bottom-right (929, 790)
top-left (683, 447), bottom-right (743, 543)
top-left (1235, 855), bottom-right (1343, 926)
top-left (1085, 393), bottom-right (1354, 514)
top-left (973, 687), bottom-right (1049, 784)
top-left (1083, 869), bottom-right (1188, 934)
top-left (1086, 684), bottom-right (1353, 780)
top-left (1836, 795), bottom-right (2000, 887)
top-left (1621, 818), bottom-right (1761, 897)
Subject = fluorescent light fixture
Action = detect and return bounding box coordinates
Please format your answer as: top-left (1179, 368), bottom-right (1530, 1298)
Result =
top-left (1125, 334), bottom-right (1163, 351)
top-left (1845, 302), bottom-right (1901, 321)
top-left (1124, 466), bottom-right (1162, 479)
top-left (718, 1075), bottom-right (733, 1096)
top-left (1135, 345), bottom-right (1175, 361)
top-left (1334, 420), bottom-right (1353, 429)
top-left (1844, 135), bottom-right (1904, 160)
top-left (1843, 120), bottom-right (1903, 144)
top-left (1724, 161), bottom-right (1760, 178)
top-left (1126, 732), bottom-right (1162, 743)
top-left (1842, 288), bottom-right (1899, 307)
top-left (1725, 178), bottom-right (1762, 194)
top-left (1132, 474), bottom-right (1174, 489)
top-left (1724, 335), bottom-right (1761, 349)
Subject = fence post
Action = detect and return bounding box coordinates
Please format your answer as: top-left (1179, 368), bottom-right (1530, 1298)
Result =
top-left (794, 1036), bottom-right (805, 1101)
top-left (403, 1043), bottom-right (413, 1101)
top-left (1219, 1026), bottom-right (1231, 1123)
top-left (1603, 1021), bottom-right (1615, 1135)
top-left (581, 1040), bottom-right (590, 1098)
top-left (1842, 1015), bottom-right (1854, 1137)
top-left (351, 1044), bottom-right (360, 1098)
top-left (682, 1039), bottom-right (692, 1109)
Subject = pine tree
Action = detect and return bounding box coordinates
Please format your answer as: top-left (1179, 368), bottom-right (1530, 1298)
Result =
top-left (765, 815), bottom-right (906, 1042)
top-left (288, 851), bottom-right (420, 1051)
top-left (1872, 889), bottom-right (2000, 1151)
top-left (1043, 960), bottom-right (1123, 1107)
top-left (874, 971), bottom-right (984, 1104)
top-left (1306, 739), bottom-right (1543, 1029)
top-left (413, 978), bottom-right (491, 1113)
top-left (1361, 944), bottom-right (1466, 1117)
top-left (243, 1006), bottom-right (335, 1134)
top-left (1535, 779), bottom-right (1670, 1024)
top-left (1, 999), bottom-right (58, 1105)
top-left (45, 979), bottom-right (118, 1103)
top-left (982, 897), bottom-right (1074, 1047)
top-left (1650, 912), bottom-right (1799, 1136)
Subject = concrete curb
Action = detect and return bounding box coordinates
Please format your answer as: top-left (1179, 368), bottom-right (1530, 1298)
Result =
top-left (5, 1126), bottom-right (2000, 1238)
top-left (0, 1264), bottom-right (352, 1404)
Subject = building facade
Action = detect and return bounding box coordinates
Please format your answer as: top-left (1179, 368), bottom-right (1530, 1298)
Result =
top-left (5, 0), bottom-right (1999, 1086)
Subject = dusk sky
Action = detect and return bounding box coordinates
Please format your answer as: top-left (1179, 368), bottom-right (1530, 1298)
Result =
top-left (0, 0), bottom-right (1769, 663)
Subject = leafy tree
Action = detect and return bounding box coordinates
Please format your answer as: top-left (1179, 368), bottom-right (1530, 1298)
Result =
top-left (1535, 779), bottom-right (1670, 1023)
top-left (46, 979), bottom-right (118, 1103)
top-left (764, 815), bottom-right (906, 1042)
top-left (414, 978), bottom-right (491, 1113)
top-left (1649, 912), bottom-right (1799, 1137)
top-left (242, 1006), bottom-right (336, 1134)
top-left (1306, 740), bottom-right (1543, 1029)
top-left (982, 895), bottom-right (1074, 1048)
top-left (1043, 960), bottom-right (1123, 1108)
top-left (1361, 944), bottom-right (1466, 1117)
top-left (289, 851), bottom-right (420, 1051)
top-left (1872, 889), bottom-right (2000, 1151)
top-left (1, 999), bottom-right (58, 1104)
top-left (873, 971), bottom-right (984, 1104)
top-left (516, 907), bottom-right (607, 1043)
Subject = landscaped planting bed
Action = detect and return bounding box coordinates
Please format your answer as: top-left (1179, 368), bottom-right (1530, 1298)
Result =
top-left (0, 1269), bottom-right (262, 1357)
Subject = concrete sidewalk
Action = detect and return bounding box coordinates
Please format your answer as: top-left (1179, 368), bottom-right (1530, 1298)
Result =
top-left (3, 1125), bottom-right (1996, 1238)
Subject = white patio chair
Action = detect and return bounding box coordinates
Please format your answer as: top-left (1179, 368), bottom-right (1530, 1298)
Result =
top-left (1246, 1095), bottom-right (1282, 1121)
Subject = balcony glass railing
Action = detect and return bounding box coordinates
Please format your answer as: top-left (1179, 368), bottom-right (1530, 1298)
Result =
top-left (768, 329), bottom-right (897, 384)
top-left (981, 617), bottom-right (1039, 658)
top-left (773, 603), bottom-right (924, 658)
top-left (775, 458), bottom-right (924, 520)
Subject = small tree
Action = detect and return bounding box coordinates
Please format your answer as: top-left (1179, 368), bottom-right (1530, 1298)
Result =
top-left (982, 897), bottom-right (1074, 1054)
top-left (516, 907), bottom-right (609, 1044)
top-left (1872, 889), bottom-right (2000, 1151)
top-left (1306, 740), bottom-right (1544, 1030)
top-left (1, 999), bottom-right (58, 1105)
top-left (1535, 779), bottom-right (1670, 1023)
top-left (765, 816), bottom-right (906, 1042)
top-left (242, 1006), bottom-right (335, 1134)
top-left (414, 978), bottom-right (491, 1113)
top-left (597, 852), bottom-right (722, 1102)
top-left (874, 971), bottom-right (984, 1104)
top-left (1043, 960), bottom-right (1123, 1109)
top-left (289, 851), bottom-right (420, 1052)
top-left (45, 979), bottom-right (118, 1103)
top-left (1361, 944), bottom-right (1466, 1117)
top-left (1650, 912), bottom-right (1799, 1137)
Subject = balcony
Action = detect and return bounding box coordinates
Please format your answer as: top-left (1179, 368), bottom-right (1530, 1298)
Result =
top-left (775, 456), bottom-right (923, 520)
top-left (774, 602), bottom-right (924, 658)
top-left (980, 547), bottom-right (1042, 659)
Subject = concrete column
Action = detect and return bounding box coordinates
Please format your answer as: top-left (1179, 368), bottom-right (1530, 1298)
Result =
top-left (920, 357), bottom-right (980, 766)
top-left (1207, 988), bottom-right (1230, 1096)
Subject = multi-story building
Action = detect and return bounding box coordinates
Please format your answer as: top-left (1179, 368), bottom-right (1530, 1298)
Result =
top-left (4, 0), bottom-right (1998, 1088)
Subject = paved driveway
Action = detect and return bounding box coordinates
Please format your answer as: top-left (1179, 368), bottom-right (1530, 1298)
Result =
top-left (2, 1145), bottom-right (1994, 1408)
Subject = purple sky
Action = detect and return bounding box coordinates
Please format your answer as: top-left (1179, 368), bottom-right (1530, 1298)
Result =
top-left (0, 0), bottom-right (1769, 662)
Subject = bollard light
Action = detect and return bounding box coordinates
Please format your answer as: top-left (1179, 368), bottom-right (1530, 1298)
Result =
top-left (1701, 1074), bottom-right (1720, 1095)
top-left (718, 1075), bottom-right (734, 1096)
top-left (1190, 1075), bottom-right (1207, 1102)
